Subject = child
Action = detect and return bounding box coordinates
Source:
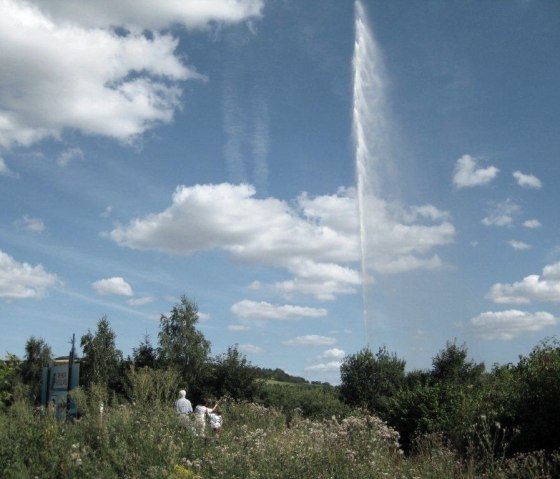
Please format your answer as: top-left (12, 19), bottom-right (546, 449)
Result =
top-left (208, 408), bottom-right (223, 435)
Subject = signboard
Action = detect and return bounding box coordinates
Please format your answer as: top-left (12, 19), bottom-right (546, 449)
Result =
top-left (42, 363), bottom-right (80, 420)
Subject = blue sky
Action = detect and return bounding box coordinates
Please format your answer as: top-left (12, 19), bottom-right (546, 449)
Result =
top-left (1, 0), bottom-right (560, 383)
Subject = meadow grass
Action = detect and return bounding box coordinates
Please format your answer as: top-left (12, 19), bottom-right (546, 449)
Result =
top-left (1, 394), bottom-right (558, 478)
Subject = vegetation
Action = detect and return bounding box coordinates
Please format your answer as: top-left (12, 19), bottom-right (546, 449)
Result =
top-left (3, 295), bottom-right (560, 477)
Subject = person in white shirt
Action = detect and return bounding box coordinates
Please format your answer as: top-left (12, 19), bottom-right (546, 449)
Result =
top-left (176, 390), bottom-right (193, 427)
top-left (193, 399), bottom-right (218, 436)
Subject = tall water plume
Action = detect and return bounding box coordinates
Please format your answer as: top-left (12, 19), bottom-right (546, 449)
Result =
top-left (353, 1), bottom-right (389, 345)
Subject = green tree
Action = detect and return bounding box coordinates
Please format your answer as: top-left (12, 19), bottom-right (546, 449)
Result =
top-left (157, 296), bottom-right (210, 398)
top-left (20, 336), bottom-right (52, 404)
top-left (0, 353), bottom-right (21, 408)
top-left (209, 345), bottom-right (259, 401)
top-left (431, 341), bottom-right (485, 386)
top-left (80, 316), bottom-right (123, 391)
top-left (339, 346), bottom-right (406, 417)
top-left (132, 334), bottom-right (158, 369)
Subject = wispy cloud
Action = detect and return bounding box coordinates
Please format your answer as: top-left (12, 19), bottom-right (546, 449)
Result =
top-left (508, 240), bottom-right (531, 251)
top-left (15, 215), bottom-right (46, 234)
top-left (481, 199), bottom-right (520, 227)
top-left (470, 309), bottom-right (560, 340)
top-left (453, 155), bottom-right (499, 188)
top-left (239, 343), bottom-right (265, 353)
top-left (283, 335), bottom-right (336, 346)
top-left (127, 296), bottom-right (155, 306)
top-left (0, 157), bottom-right (18, 177)
top-left (57, 147), bottom-right (84, 167)
top-left (523, 219), bottom-right (541, 229)
top-left (227, 324), bottom-right (251, 332)
top-left (231, 300), bottom-right (327, 320)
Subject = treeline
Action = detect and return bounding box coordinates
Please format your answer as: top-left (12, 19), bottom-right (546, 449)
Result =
top-left (339, 340), bottom-right (560, 458)
top-left (3, 294), bottom-right (560, 464)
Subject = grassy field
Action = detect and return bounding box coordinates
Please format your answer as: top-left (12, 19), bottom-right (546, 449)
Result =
top-left (1, 392), bottom-right (559, 478)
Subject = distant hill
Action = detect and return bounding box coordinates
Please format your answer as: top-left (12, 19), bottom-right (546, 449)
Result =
top-left (253, 367), bottom-right (308, 384)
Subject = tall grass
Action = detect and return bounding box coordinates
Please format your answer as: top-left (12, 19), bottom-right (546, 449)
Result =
top-left (1, 391), bottom-right (559, 478)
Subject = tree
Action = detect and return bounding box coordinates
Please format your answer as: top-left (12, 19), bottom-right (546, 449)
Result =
top-left (20, 336), bottom-right (52, 403)
top-left (339, 346), bottom-right (406, 417)
top-left (0, 353), bottom-right (21, 408)
top-left (157, 296), bottom-right (210, 397)
top-left (209, 345), bottom-right (259, 401)
top-left (132, 334), bottom-right (158, 369)
top-left (80, 316), bottom-right (123, 391)
top-left (431, 341), bottom-right (485, 386)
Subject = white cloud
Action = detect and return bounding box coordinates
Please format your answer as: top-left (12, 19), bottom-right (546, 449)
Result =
top-left (238, 343), bottom-right (265, 353)
top-left (513, 171), bottom-right (542, 189)
top-left (92, 276), bottom-right (134, 296)
top-left (453, 154), bottom-right (499, 188)
top-left (57, 147), bottom-right (83, 167)
top-left (0, 0), bottom-right (204, 148)
top-left (0, 157), bottom-right (17, 177)
top-left (197, 312), bottom-right (211, 321)
top-left (127, 296), bottom-right (154, 306)
top-left (227, 324), bottom-right (251, 332)
top-left (283, 335), bottom-right (336, 346)
top-left (523, 219), bottom-right (541, 229)
top-left (481, 199), bottom-right (520, 227)
top-left (318, 348), bottom-right (345, 360)
top-left (508, 240), bottom-right (531, 251)
top-left (15, 215), bottom-right (45, 233)
top-left (231, 299), bottom-right (327, 320)
top-left (0, 249), bottom-right (60, 299)
top-left (34, 0), bottom-right (264, 31)
top-left (108, 183), bottom-right (454, 299)
top-left (470, 309), bottom-right (560, 340)
top-left (304, 361), bottom-right (342, 372)
top-left (487, 262), bottom-right (560, 304)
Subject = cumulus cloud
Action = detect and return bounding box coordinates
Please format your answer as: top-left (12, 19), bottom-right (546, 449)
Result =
top-left (513, 171), bottom-right (542, 189)
top-left (238, 343), bottom-right (265, 353)
top-left (470, 309), bottom-right (560, 340)
top-left (283, 335), bottom-right (336, 346)
top-left (34, 0), bottom-right (264, 31)
top-left (508, 240), bottom-right (531, 251)
top-left (481, 199), bottom-right (520, 227)
top-left (317, 348), bottom-right (345, 360)
top-left (231, 299), bottom-right (327, 320)
top-left (0, 249), bottom-right (60, 299)
top-left (453, 155), bottom-right (499, 188)
top-left (92, 277), bottom-right (134, 296)
top-left (108, 183), bottom-right (454, 299)
top-left (15, 215), bottom-right (45, 233)
top-left (0, 0), bottom-right (262, 149)
top-left (487, 262), bottom-right (560, 304)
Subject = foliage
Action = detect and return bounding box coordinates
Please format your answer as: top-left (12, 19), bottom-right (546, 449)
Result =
top-left (80, 316), bottom-right (123, 392)
top-left (511, 338), bottom-right (560, 453)
top-left (0, 354), bottom-right (21, 409)
top-left (257, 381), bottom-right (353, 421)
top-left (339, 346), bottom-right (406, 417)
top-left (132, 334), bottom-right (158, 369)
top-left (2, 391), bottom-right (558, 478)
top-left (126, 366), bottom-right (180, 407)
top-left (20, 336), bottom-right (52, 404)
top-left (157, 296), bottom-right (210, 400)
top-left (208, 345), bottom-right (259, 401)
top-left (431, 340), bottom-right (485, 386)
